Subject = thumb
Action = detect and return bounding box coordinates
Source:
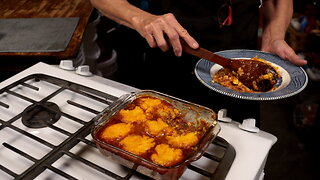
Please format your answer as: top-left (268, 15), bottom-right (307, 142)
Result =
top-left (282, 49), bottom-right (308, 66)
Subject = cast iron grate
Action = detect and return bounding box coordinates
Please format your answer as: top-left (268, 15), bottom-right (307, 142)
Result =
top-left (0, 74), bottom-right (235, 180)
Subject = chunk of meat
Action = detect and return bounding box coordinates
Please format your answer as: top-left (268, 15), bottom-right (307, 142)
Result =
top-left (156, 105), bottom-right (179, 121)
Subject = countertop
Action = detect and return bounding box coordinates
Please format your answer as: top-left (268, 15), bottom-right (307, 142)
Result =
top-left (0, 0), bottom-right (93, 59)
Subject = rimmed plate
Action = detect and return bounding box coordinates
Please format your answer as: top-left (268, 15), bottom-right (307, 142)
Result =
top-left (194, 50), bottom-right (308, 101)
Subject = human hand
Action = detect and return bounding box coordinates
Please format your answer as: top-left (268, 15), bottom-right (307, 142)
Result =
top-left (131, 13), bottom-right (199, 56)
top-left (261, 39), bottom-right (307, 66)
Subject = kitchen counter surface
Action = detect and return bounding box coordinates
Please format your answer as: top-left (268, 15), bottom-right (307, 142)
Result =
top-left (0, 0), bottom-right (93, 59)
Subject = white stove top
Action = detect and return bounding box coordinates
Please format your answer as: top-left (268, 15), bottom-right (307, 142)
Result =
top-left (0, 62), bottom-right (277, 180)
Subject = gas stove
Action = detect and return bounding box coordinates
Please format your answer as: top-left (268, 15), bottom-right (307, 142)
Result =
top-left (0, 62), bottom-right (277, 180)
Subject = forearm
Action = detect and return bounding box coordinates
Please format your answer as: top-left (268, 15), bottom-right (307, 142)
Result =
top-left (262, 0), bottom-right (293, 41)
top-left (89, 0), bottom-right (150, 29)
top-left (260, 0), bottom-right (307, 66)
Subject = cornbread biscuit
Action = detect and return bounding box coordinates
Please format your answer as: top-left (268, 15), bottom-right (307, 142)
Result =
top-left (120, 135), bottom-right (155, 155)
top-left (145, 118), bottom-right (168, 136)
top-left (136, 97), bottom-right (179, 120)
top-left (96, 94), bottom-right (213, 168)
top-left (151, 144), bottom-right (183, 167)
top-left (166, 132), bottom-right (199, 149)
top-left (137, 97), bottom-right (162, 111)
top-left (119, 106), bottom-right (147, 123)
top-left (100, 123), bottom-right (133, 140)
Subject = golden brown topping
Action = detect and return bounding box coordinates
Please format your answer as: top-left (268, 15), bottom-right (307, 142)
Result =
top-left (96, 95), bottom-right (212, 167)
top-left (120, 135), bottom-right (155, 155)
top-left (136, 97), bottom-right (180, 120)
top-left (151, 144), bottom-right (183, 167)
top-left (100, 123), bottom-right (133, 140)
top-left (145, 118), bottom-right (169, 136)
top-left (137, 97), bottom-right (162, 111)
top-left (166, 132), bottom-right (199, 149)
top-left (118, 106), bottom-right (147, 123)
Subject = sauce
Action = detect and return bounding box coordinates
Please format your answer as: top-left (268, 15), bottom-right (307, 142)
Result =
top-left (96, 96), bottom-right (210, 167)
top-left (213, 57), bottom-right (280, 92)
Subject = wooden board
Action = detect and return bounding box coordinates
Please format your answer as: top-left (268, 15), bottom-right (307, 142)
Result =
top-left (0, 0), bottom-right (93, 59)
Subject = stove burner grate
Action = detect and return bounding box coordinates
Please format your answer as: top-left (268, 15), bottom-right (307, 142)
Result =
top-left (0, 74), bottom-right (235, 180)
top-left (22, 102), bottom-right (61, 128)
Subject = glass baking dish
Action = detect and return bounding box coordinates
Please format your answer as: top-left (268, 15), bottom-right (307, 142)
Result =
top-left (91, 90), bottom-right (220, 180)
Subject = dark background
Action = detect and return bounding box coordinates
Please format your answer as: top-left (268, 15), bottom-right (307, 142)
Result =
top-left (1, 0), bottom-right (319, 179)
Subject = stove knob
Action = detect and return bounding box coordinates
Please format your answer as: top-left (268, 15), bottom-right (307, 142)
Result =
top-left (239, 118), bottom-right (260, 133)
top-left (59, 60), bottom-right (75, 70)
top-left (76, 65), bottom-right (93, 76)
top-left (217, 109), bottom-right (232, 122)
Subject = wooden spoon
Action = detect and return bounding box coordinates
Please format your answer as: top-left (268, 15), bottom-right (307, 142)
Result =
top-left (181, 41), bottom-right (278, 92)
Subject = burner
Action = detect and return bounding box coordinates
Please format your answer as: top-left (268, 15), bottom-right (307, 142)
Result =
top-left (22, 102), bottom-right (61, 128)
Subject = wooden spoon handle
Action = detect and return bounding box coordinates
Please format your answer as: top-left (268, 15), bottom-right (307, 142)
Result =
top-left (180, 40), bottom-right (230, 67)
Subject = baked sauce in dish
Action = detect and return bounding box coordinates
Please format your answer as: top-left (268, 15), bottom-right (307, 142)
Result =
top-left (213, 57), bottom-right (280, 93)
top-left (96, 96), bottom-right (211, 167)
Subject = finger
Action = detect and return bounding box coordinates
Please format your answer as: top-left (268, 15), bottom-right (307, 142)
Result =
top-left (153, 32), bottom-right (169, 52)
top-left (262, 40), bottom-right (308, 66)
top-left (277, 50), bottom-right (308, 66)
top-left (286, 52), bottom-right (308, 66)
top-left (169, 34), bottom-right (182, 56)
top-left (162, 25), bottom-right (182, 56)
top-left (145, 33), bottom-right (157, 48)
top-left (149, 19), bottom-right (170, 52)
top-left (164, 13), bottom-right (199, 49)
top-left (278, 45), bottom-right (308, 66)
top-left (177, 28), bottom-right (199, 49)
top-left (284, 46), bottom-right (308, 66)
top-left (145, 23), bottom-right (168, 51)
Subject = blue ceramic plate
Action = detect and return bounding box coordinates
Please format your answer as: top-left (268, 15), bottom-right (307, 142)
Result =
top-left (194, 50), bottom-right (308, 101)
